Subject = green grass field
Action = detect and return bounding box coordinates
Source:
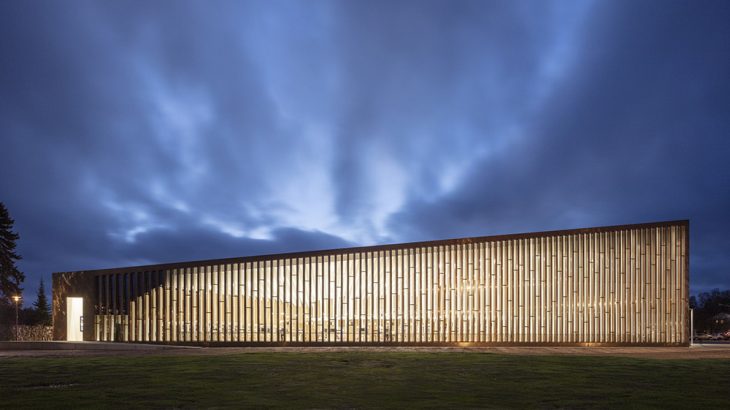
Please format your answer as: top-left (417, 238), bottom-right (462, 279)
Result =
top-left (1, 352), bottom-right (728, 408)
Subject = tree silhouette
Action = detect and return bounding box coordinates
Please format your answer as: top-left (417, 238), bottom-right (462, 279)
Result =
top-left (0, 202), bottom-right (24, 305)
top-left (33, 278), bottom-right (51, 325)
top-left (692, 288), bottom-right (730, 334)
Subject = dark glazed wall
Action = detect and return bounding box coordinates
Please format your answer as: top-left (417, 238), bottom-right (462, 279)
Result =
top-left (52, 271), bottom-right (97, 341)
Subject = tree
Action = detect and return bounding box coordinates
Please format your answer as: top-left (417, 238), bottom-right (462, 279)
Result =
top-left (692, 288), bottom-right (730, 333)
top-left (0, 202), bottom-right (24, 305)
top-left (32, 278), bottom-right (51, 325)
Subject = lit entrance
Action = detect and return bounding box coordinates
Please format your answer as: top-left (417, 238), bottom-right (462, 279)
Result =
top-left (66, 297), bottom-right (83, 341)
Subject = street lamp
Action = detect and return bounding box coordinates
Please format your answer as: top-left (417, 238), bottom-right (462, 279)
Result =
top-left (11, 295), bottom-right (21, 341)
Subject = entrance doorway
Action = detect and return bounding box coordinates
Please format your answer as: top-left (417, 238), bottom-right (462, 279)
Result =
top-left (66, 297), bottom-right (83, 341)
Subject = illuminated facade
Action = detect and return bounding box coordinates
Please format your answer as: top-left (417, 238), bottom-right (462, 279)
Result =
top-left (52, 220), bottom-right (689, 345)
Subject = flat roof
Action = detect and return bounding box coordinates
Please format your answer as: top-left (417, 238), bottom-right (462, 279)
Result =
top-left (54, 219), bottom-right (688, 276)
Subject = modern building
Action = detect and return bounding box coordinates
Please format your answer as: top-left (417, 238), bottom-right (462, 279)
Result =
top-left (52, 220), bottom-right (689, 346)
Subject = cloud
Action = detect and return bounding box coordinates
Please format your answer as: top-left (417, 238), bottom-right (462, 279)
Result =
top-left (386, 1), bottom-right (730, 293)
top-left (0, 0), bottom-right (728, 300)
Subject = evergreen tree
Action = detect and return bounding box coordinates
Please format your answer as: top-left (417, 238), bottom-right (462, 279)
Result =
top-left (33, 278), bottom-right (51, 325)
top-left (0, 202), bottom-right (24, 304)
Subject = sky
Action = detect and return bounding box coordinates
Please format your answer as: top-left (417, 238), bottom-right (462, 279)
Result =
top-left (1, 0), bottom-right (729, 302)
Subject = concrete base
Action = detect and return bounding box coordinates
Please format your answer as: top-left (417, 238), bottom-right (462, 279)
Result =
top-left (0, 341), bottom-right (199, 351)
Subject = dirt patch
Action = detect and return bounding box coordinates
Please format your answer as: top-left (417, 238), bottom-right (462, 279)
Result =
top-left (19, 383), bottom-right (80, 390)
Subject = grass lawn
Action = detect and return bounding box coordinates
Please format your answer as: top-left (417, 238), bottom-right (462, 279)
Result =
top-left (1, 352), bottom-right (728, 408)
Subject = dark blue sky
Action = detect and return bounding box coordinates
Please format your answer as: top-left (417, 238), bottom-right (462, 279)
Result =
top-left (1, 0), bottom-right (728, 300)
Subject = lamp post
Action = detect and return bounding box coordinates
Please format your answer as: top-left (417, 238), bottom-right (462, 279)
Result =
top-left (11, 295), bottom-right (21, 341)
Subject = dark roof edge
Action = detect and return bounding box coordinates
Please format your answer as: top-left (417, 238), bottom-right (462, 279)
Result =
top-left (53, 219), bottom-right (689, 276)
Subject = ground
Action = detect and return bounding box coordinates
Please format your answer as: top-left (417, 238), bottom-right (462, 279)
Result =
top-left (1, 345), bottom-right (729, 408)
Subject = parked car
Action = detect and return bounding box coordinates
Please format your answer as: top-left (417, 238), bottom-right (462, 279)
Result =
top-left (695, 333), bottom-right (713, 341)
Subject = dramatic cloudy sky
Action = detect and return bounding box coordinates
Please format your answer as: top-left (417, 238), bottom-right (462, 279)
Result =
top-left (1, 0), bottom-right (728, 300)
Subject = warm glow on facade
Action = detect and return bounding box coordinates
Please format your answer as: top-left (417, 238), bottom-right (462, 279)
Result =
top-left (52, 221), bottom-right (689, 345)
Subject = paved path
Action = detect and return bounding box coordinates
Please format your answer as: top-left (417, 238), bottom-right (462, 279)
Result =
top-left (1, 343), bottom-right (730, 359)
